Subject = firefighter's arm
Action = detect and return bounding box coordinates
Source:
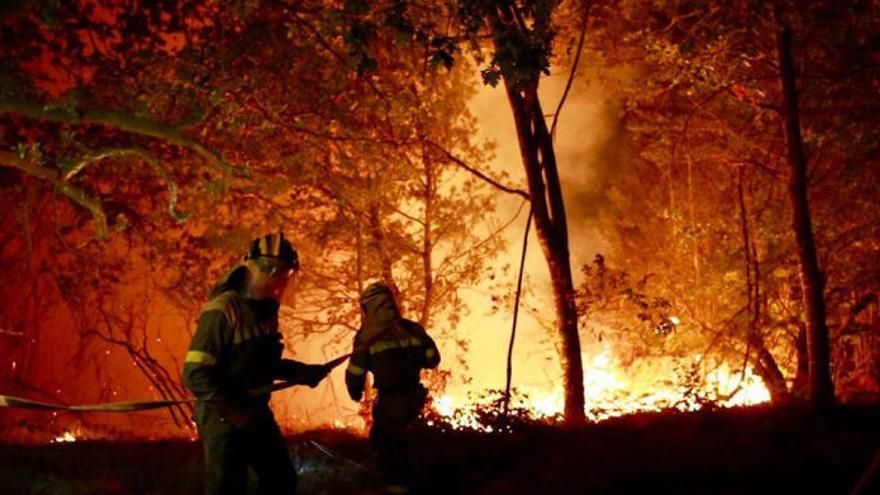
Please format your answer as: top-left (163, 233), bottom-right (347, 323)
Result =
top-left (419, 329), bottom-right (441, 369)
top-left (182, 310), bottom-right (231, 401)
top-left (276, 359), bottom-right (329, 388)
top-left (345, 333), bottom-right (368, 401)
top-left (405, 320), bottom-right (441, 369)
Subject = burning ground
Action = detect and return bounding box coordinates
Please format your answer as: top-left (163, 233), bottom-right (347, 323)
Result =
top-left (1, 405), bottom-right (878, 494)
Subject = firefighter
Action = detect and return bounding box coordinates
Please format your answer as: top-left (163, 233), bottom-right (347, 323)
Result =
top-left (183, 232), bottom-right (330, 495)
top-left (345, 282), bottom-right (441, 494)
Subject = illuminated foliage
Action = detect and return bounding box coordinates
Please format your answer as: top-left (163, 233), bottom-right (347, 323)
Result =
top-left (0, 0), bottom-right (506, 434)
top-left (583, 0), bottom-right (880, 404)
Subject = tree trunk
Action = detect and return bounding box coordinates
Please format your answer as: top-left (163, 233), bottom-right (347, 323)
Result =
top-left (737, 165), bottom-right (789, 402)
top-left (777, 25), bottom-right (835, 411)
top-left (368, 202), bottom-right (401, 302)
top-left (755, 346), bottom-right (789, 401)
top-left (354, 213), bottom-right (375, 426)
top-left (792, 322), bottom-right (810, 400)
top-left (420, 154), bottom-right (434, 327)
top-left (502, 79), bottom-right (585, 423)
top-left (355, 216), bottom-right (364, 296)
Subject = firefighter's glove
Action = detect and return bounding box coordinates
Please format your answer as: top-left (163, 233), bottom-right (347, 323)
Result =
top-left (303, 364), bottom-right (331, 388)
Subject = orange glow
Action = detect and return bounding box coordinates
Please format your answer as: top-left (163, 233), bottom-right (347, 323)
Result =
top-left (51, 430), bottom-right (79, 444)
top-left (428, 346), bottom-right (770, 431)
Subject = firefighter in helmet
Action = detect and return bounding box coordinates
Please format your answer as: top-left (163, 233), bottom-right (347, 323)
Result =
top-left (345, 281), bottom-right (441, 494)
top-left (183, 232), bottom-right (330, 495)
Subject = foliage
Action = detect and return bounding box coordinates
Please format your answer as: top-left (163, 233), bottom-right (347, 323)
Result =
top-left (0, 0), bottom-right (508, 433)
top-left (581, 0), bottom-right (880, 401)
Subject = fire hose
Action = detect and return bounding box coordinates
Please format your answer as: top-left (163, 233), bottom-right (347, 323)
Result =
top-left (1, 313), bottom-right (417, 412)
top-left (0, 354), bottom-right (351, 412)
top-left (307, 440), bottom-right (367, 469)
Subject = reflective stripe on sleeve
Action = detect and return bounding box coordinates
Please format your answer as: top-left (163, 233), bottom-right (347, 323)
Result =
top-left (185, 350), bottom-right (217, 365)
top-left (346, 363), bottom-right (366, 376)
top-left (425, 348), bottom-right (436, 359)
top-left (369, 337), bottom-right (423, 355)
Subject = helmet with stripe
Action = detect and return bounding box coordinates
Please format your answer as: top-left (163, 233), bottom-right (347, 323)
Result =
top-left (246, 232), bottom-right (299, 269)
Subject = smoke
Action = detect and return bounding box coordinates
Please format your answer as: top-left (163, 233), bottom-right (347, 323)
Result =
top-left (454, 61), bottom-right (624, 399)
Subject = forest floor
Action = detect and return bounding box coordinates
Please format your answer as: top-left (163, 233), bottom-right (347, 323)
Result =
top-left (1, 404), bottom-right (879, 495)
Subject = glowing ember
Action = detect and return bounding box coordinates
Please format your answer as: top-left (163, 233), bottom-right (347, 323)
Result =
top-left (51, 431), bottom-right (78, 443)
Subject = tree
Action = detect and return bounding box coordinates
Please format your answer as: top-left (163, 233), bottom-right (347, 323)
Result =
top-left (584, 0), bottom-right (879, 407)
top-left (327, 0), bottom-right (588, 422)
top-left (475, 0), bottom-right (586, 423)
top-left (775, 15), bottom-right (834, 410)
top-left (0, 0), bottom-right (509, 434)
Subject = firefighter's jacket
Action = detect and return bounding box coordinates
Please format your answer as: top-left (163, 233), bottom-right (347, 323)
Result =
top-left (182, 288), bottom-right (316, 409)
top-left (345, 290), bottom-right (440, 400)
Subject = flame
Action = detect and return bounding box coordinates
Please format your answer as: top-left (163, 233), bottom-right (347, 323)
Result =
top-left (430, 346), bottom-right (771, 431)
top-left (51, 431), bottom-right (78, 443)
top-left (434, 395), bottom-right (455, 417)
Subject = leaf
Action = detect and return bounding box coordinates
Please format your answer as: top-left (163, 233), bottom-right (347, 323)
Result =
top-left (481, 67), bottom-right (501, 87)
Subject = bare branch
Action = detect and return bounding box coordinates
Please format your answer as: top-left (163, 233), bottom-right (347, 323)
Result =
top-left (0, 98), bottom-right (236, 176)
top-left (0, 151), bottom-right (108, 239)
top-left (550, 4), bottom-right (589, 139)
top-left (422, 139), bottom-right (530, 199)
top-left (65, 147), bottom-right (188, 222)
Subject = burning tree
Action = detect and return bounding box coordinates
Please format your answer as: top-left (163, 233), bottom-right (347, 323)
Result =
top-left (335, 0), bottom-right (591, 424)
top-left (0, 0), bottom-right (510, 436)
top-left (582, 0), bottom-right (880, 408)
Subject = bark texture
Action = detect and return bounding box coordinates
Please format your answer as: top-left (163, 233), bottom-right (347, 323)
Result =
top-left (777, 26), bottom-right (835, 411)
top-left (502, 81), bottom-right (585, 422)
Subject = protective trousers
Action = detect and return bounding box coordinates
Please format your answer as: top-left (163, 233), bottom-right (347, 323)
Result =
top-left (370, 390), bottom-right (425, 494)
top-left (195, 403), bottom-right (298, 495)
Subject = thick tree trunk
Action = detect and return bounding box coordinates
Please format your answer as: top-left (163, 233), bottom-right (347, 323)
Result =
top-left (502, 80), bottom-right (585, 423)
top-left (777, 26), bottom-right (835, 411)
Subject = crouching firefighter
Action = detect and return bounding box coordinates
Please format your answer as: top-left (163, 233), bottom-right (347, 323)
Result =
top-left (183, 233), bottom-right (331, 495)
top-left (345, 281), bottom-right (441, 494)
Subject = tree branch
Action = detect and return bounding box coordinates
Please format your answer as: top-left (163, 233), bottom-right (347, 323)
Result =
top-left (422, 139), bottom-right (530, 199)
top-left (65, 147), bottom-right (188, 222)
top-left (0, 98), bottom-right (236, 176)
top-left (550, 4), bottom-right (589, 139)
top-left (0, 151), bottom-right (108, 239)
